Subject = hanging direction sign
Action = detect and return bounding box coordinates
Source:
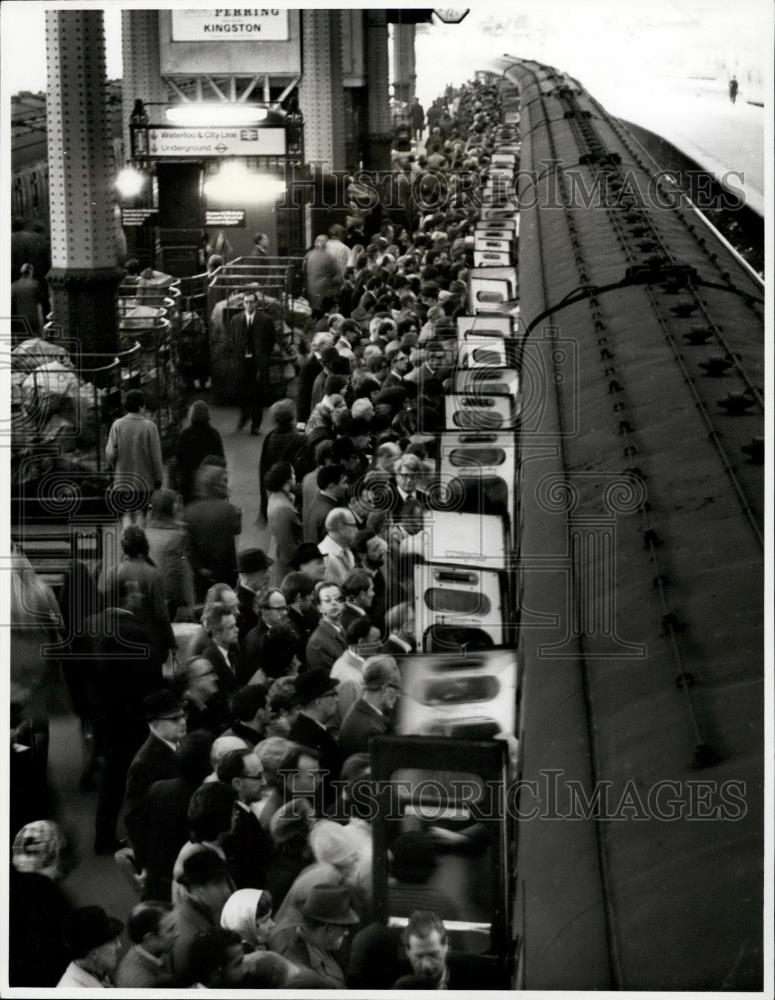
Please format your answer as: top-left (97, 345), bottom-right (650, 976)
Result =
top-left (145, 126), bottom-right (287, 158)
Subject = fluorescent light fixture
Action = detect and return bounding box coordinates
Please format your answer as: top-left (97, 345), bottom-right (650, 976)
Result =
top-left (166, 104), bottom-right (269, 126)
top-left (115, 167), bottom-right (146, 198)
top-left (204, 162), bottom-right (286, 203)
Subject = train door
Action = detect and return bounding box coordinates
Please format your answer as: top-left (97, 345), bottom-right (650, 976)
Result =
top-left (410, 511), bottom-right (512, 650)
top-left (370, 735), bottom-right (512, 985)
top-left (438, 429), bottom-right (517, 543)
top-left (394, 648), bottom-right (518, 739)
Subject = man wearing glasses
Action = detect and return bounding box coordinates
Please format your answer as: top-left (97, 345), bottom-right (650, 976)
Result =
top-left (339, 657), bottom-right (402, 759)
top-left (319, 508), bottom-right (359, 587)
top-left (306, 582), bottom-right (348, 673)
top-left (243, 589), bottom-right (297, 685)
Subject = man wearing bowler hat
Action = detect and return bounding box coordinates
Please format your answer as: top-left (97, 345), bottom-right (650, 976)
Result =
top-left (123, 690), bottom-right (185, 869)
top-left (58, 906), bottom-right (125, 987)
top-left (269, 883), bottom-right (359, 987)
top-left (235, 547), bottom-right (273, 645)
top-left (288, 668), bottom-right (343, 811)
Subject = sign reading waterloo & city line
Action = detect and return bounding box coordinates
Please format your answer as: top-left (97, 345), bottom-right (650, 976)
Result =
top-left (171, 9), bottom-right (290, 40)
top-left (143, 126), bottom-right (287, 158)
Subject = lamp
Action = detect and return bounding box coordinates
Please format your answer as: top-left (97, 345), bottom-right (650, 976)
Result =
top-left (165, 104), bottom-right (269, 126)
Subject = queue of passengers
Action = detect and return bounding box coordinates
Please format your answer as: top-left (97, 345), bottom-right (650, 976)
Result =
top-left (9, 76), bottom-right (506, 989)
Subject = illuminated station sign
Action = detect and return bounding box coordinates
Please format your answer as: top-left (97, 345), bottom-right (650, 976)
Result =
top-left (171, 9), bottom-right (290, 41)
top-left (141, 125), bottom-right (287, 158)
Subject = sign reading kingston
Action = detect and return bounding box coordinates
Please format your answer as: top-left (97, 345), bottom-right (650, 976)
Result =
top-left (171, 9), bottom-right (290, 41)
top-left (146, 126), bottom-right (287, 158)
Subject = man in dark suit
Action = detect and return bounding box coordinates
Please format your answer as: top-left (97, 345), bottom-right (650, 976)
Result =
top-left (282, 569), bottom-right (318, 668)
top-left (305, 582), bottom-right (347, 673)
top-left (178, 656), bottom-right (227, 736)
top-left (141, 730), bottom-right (212, 901)
top-left (288, 669), bottom-right (343, 812)
top-left (303, 465), bottom-right (347, 543)
top-left (235, 547), bottom-right (273, 645)
top-left (340, 568), bottom-right (375, 633)
top-left (339, 657), bottom-right (401, 759)
top-left (92, 583), bottom-right (167, 855)
top-left (230, 290), bottom-right (275, 434)
top-left (123, 690), bottom-right (186, 865)
top-left (200, 602), bottom-right (244, 695)
top-left (217, 748), bottom-right (274, 889)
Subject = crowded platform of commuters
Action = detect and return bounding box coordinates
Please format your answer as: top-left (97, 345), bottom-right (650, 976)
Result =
top-left (10, 77), bottom-right (509, 990)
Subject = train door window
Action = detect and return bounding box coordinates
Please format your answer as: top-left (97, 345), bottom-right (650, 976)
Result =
top-left (395, 648), bottom-right (518, 739)
top-left (370, 736), bottom-right (510, 980)
top-left (445, 393), bottom-right (516, 431)
top-left (418, 511), bottom-right (509, 570)
top-left (413, 562), bottom-right (509, 652)
top-left (458, 315), bottom-right (514, 340)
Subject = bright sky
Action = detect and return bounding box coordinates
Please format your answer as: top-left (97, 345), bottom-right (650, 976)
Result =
top-left (1, 1), bottom-right (770, 98)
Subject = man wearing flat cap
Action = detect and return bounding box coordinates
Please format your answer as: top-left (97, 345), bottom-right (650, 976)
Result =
top-left (288, 668), bottom-right (343, 811)
top-left (235, 547), bottom-right (273, 645)
top-left (123, 690), bottom-right (185, 868)
top-left (58, 906), bottom-right (125, 987)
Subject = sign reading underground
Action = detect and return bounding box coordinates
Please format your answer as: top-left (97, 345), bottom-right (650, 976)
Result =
top-left (171, 9), bottom-right (290, 40)
top-left (145, 126), bottom-right (287, 158)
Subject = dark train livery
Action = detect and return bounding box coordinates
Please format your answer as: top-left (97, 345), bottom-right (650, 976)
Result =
top-left (497, 58), bottom-right (763, 989)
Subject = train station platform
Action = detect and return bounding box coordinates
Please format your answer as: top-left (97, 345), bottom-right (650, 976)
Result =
top-left (592, 76), bottom-right (764, 216)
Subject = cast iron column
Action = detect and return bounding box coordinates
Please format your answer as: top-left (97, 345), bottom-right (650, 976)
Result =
top-left (392, 22), bottom-right (416, 106)
top-left (365, 11), bottom-right (393, 171)
top-left (121, 9), bottom-right (167, 158)
top-left (45, 9), bottom-right (122, 355)
top-left (298, 10), bottom-right (346, 173)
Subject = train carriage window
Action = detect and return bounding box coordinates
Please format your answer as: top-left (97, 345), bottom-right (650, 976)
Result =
top-left (453, 410), bottom-right (504, 429)
top-left (420, 675), bottom-right (500, 705)
top-left (425, 587), bottom-right (492, 615)
top-left (449, 447), bottom-right (507, 466)
top-left (471, 348), bottom-right (504, 365)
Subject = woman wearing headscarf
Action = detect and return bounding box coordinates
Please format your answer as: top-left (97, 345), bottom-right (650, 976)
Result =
top-left (9, 820), bottom-right (74, 987)
top-left (175, 400), bottom-right (225, 505)
top-left (145, 487), bottom-right (196, 622)
top-left (220, 888), bottom-right (276, 953)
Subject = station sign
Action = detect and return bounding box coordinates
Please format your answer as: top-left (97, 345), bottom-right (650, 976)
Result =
top-left (144, 126), bottom-right (287, 158)
top-left (171, 9), bottom-right (290, 41)
top-left (205, 209), bottom-right (246, 227)
top-left (121, 207), bottom-right (159, 226)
